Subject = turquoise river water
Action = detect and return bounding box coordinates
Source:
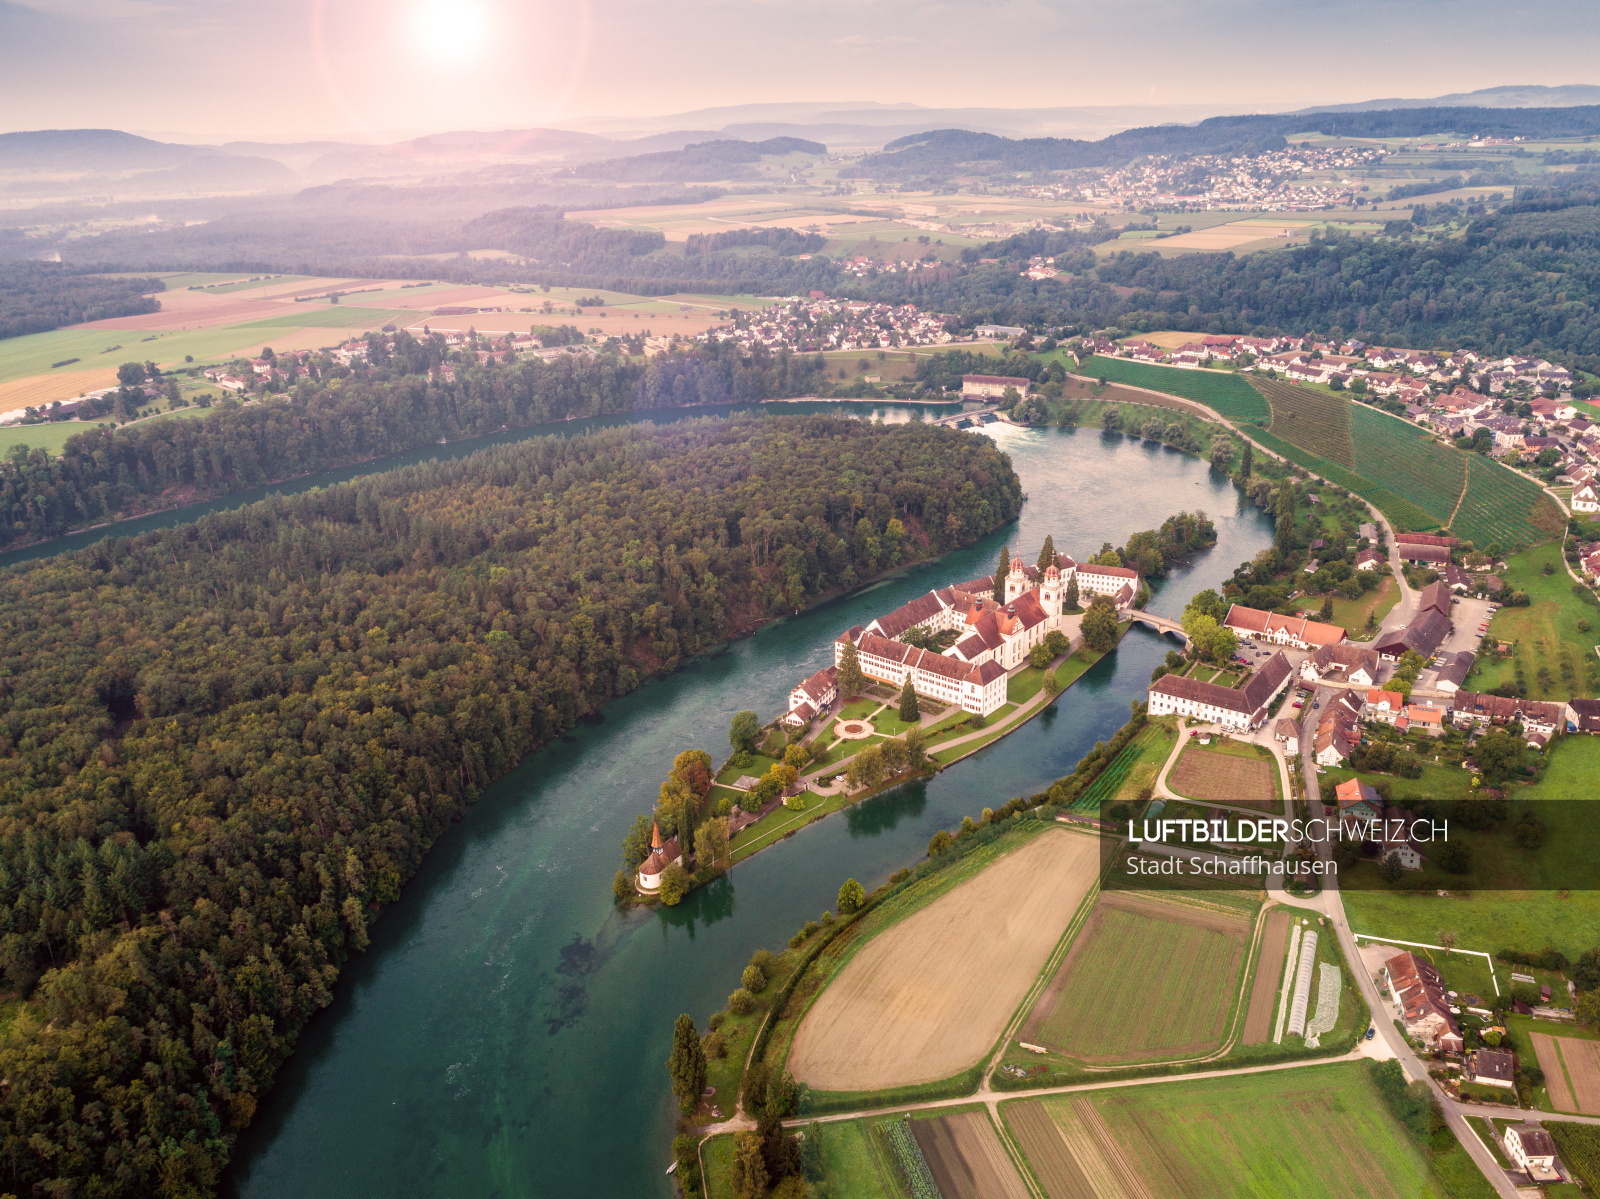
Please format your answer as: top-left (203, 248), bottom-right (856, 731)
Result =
top-left (2, 403), bottom-right (1276, 1198)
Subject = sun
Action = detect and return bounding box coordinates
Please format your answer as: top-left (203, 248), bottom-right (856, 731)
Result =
top-left (411, 0), bottom-right (490, 67)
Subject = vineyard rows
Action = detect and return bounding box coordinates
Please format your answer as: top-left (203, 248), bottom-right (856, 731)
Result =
top-left (1072, 728), bottom-right (1160, 812)
top-left (1244, 428), bottom-right (1442, 532)
top-left (1251, 378), bottom-right (1355, 467)
top-left (1450, 454), bottom-right (1567, 551)
top-left (1348, 405), bottom-right (1465, 525)
top-left (1080, 357), bottom-right (1270, 424)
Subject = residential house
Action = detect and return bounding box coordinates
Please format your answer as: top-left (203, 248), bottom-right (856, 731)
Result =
top-left (1502, 1126), bottom-right (1560, 1183)
top-left (1274, 718), bottom-right (1300, 755)
top-left (783, 666), bottom-right (838, 728)
top-left (1145, 653), bottom-right (1293, 732)
top-left (1569, 698), bottom-right (1600, 734)
top-left (1399, 705), bottom-right (1445, 736)
top-left (1300, 643), bottom-right (1381, 688)
top-left (1364, 688), bottom-right (1406, 723)
top-left (1355, 548), bottom-right (1385, 570)
top-left (1573, 482), bottom-right (1599, 514)
top-left (1470, 1048), bottom-right (1517, 1089)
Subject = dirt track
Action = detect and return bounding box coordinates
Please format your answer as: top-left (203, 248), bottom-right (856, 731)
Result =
top-left (787, 827), bottom-right (1098, 1092)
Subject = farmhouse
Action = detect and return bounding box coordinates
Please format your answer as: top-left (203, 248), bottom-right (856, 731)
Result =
top-left (1395, 532), bottom-right (1459, 549)
top-left (1355, 548), bottom-right (1385, 571)
top-left (1574, 483), bottom-right (1599, 514)
top-left (1502, 1126), bottom-right (1560, 1183)
top-left (1417, 580), bottom-right (1452, 619)
top-left (961, 373), bottom-right (1030, 400)
top-left (1274, 718), bottom-right (1300, 755)
top-left (1146, 652), bottom-right (1293, 731)
top-left (1434, 651), bottom-right (1475, 693)
top-left (1396, 542), bottom-right (1451, 566)
top-left (635, 822), bottom-right (683, 895)
top-left (1300, 644), bottom-right (1380, 688)
top-left (1570, 698), bottom-right (1600, 734)
top-left (1373, 608), bottom-right (1451, 661)
top-left (1223, 604), bottom-right (1346, 650)
top-left (1385, 952), bottom-right (1463, 1052)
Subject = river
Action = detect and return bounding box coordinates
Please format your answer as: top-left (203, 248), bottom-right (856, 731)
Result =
top-left (14, 403), bottom-right (1273, 1198)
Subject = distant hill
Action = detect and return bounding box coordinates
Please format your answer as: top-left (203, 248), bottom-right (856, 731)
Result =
top-left (1298, 84), bottom-right (1600, 114)
top-left (0, 128), bottom-right (218, 171)
top-left (855, 105), bottom-right (1600, 180)
top-left (574, 136), bottom-right (826, 183)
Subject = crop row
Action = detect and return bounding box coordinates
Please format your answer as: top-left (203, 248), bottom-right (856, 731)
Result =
top-left (879, 1118), bottom-right (941, 1199)
top-left (1072, 730), bottom-right (1158, 812)
top-left (1449, 455), bottom-right (1566, 551)
top-left (1080, 357), bottom-right (1270, 424)
top-left (1348, 405), bottom-right (1465, 524)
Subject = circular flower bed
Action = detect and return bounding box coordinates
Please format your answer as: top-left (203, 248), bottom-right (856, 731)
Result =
top-left (835, 719), bottom-right (874, 740)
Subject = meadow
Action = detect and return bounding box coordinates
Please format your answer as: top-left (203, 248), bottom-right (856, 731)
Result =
top-left (1466, 541), bottom-right (1600, 698)
top-left (1341, 736), bottom-right (1600, 961)
top-left (1077, 356), bottom-right (1270, 423)
top-left (1021, 893), bottom-right (1250, 1065)
top-left (1005, 1063), bottom-right (1455, 1199)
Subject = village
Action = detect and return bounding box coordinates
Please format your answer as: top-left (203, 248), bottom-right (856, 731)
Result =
top-left (698, 296), bottom-right (955, 355)
top-left (1090, 331), bottom-right (1600, 516)
top-left (1021, 142), bottom-right (1393, 211)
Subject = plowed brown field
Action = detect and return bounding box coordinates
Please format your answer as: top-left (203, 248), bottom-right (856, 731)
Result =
top-left (912, 1111), bottom-right (1031, 1199)
top-left (1533, 1032), bottom-right (1577, 1112)
top-left (787, 828), bottom-right (1098, 1091)
top-left (1242, 909), bottom-right (1292, 1043)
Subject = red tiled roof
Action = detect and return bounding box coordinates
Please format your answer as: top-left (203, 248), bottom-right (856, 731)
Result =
top-left (1224, 604), bottom-right (1346, 647)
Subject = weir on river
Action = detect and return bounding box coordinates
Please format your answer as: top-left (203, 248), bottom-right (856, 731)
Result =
top-left (28, 403), bottom-right (1270, 1198)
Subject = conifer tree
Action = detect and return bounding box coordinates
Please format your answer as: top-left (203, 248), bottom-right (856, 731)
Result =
top-left (994, 544), bottom-right (1009, 601)
top-left (1239, 440), bottom-right (1254, 479)
top-left (836, 640), bottom-right (866, 699)
top-left (666, 1013), bottom-right (707, 1114)
top-left (1036, 534), bottom-right (1056, 572)
top-left (1275, 480), bottom-right (1297, 556)
top-left (1063, 572), bottom-right (1080, 612)
top-left (898, 676), bottom-right (920, 723)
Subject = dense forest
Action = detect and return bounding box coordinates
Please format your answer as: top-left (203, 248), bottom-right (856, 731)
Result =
top-left (0, 414), bottom-right (1021, 1198)
top-left (0, 339), bottom-right (834, 550)
top-left (0, 264), bottom-right (164, 340)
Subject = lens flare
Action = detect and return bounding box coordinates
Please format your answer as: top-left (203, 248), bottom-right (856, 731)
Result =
top-left (411, 0), bottom-right (490, 67)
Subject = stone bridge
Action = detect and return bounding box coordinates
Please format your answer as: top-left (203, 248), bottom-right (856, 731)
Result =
top-left (1126, 610), bottom-right (1188, 642)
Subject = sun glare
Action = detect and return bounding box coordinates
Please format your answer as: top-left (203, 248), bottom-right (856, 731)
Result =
top-left (411, 0), bottom-right (490, 67)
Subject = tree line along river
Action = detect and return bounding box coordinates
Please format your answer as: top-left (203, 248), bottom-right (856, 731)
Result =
top-left (1, 401), bottom-right (1277, 1198)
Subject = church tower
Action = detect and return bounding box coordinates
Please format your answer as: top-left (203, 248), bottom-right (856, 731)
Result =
top-left (1004, 556), bottom-right (1027, 603)
top-left (1040, 564), bottom-right (1061, 620)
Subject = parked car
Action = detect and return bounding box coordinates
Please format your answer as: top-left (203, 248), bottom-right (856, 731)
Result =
top-left (1365, 1026), bottom-right (1376, 1041)
top-left (1293, 700), bottom-right (1304, 709)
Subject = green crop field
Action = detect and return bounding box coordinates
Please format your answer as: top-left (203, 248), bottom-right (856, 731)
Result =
top-left (1012, 1062), bottom-right (1450, 1198)
top-left (1023, 895), bottom-right (1248, 1064)
top-left (1253, 376), bottom-right (1355, 466)
top-left (1069, 723), bottom-right (1172, 812)
top-left (1452, 453), bottom-right (1566, 551)
top-left (1079, 356), bottom-right (1270, 423)
top-left (1349, 404), bottom-right (1465, 527)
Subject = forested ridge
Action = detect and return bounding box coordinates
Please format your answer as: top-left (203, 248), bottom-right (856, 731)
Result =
top-left (0, 264), bottom-right (164, 341)
top-left (0, 415), bottom-right (1021, 1197)
top-left (0, 340), bottom-right (830, 551)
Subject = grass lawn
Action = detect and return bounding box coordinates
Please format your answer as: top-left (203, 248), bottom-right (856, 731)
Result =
top-left (1304, 576), bottom-right (1401, 640)
top-left (728, 789), bottom-right (848, 863)
top-left (811, 733), bottom-right (884, 770)
top-left (837, 699), bottom-right (880, 721)
top-left (870, 708), bottom-right (918, 737)
top-left (715, 753), bottom-right (779, 786)
top-left (1342, 736), bottom-right (1600, 961)
top-left (1006, 662), bottom-right (1054, 704)
top-left (1466, 542), bottom-right (1600, 699)
top-left (1010, 1062), bottom-right (1454, 1198)
top-left (0, 421), bottom-right (109, 456)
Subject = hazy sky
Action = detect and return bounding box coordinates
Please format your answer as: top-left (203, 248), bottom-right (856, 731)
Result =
top-left (2, 0), bottom-right (1596, 140)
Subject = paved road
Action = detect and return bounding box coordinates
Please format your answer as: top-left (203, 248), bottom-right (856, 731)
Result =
top-left (1456, 1099), bottom-right (1600, 1127)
